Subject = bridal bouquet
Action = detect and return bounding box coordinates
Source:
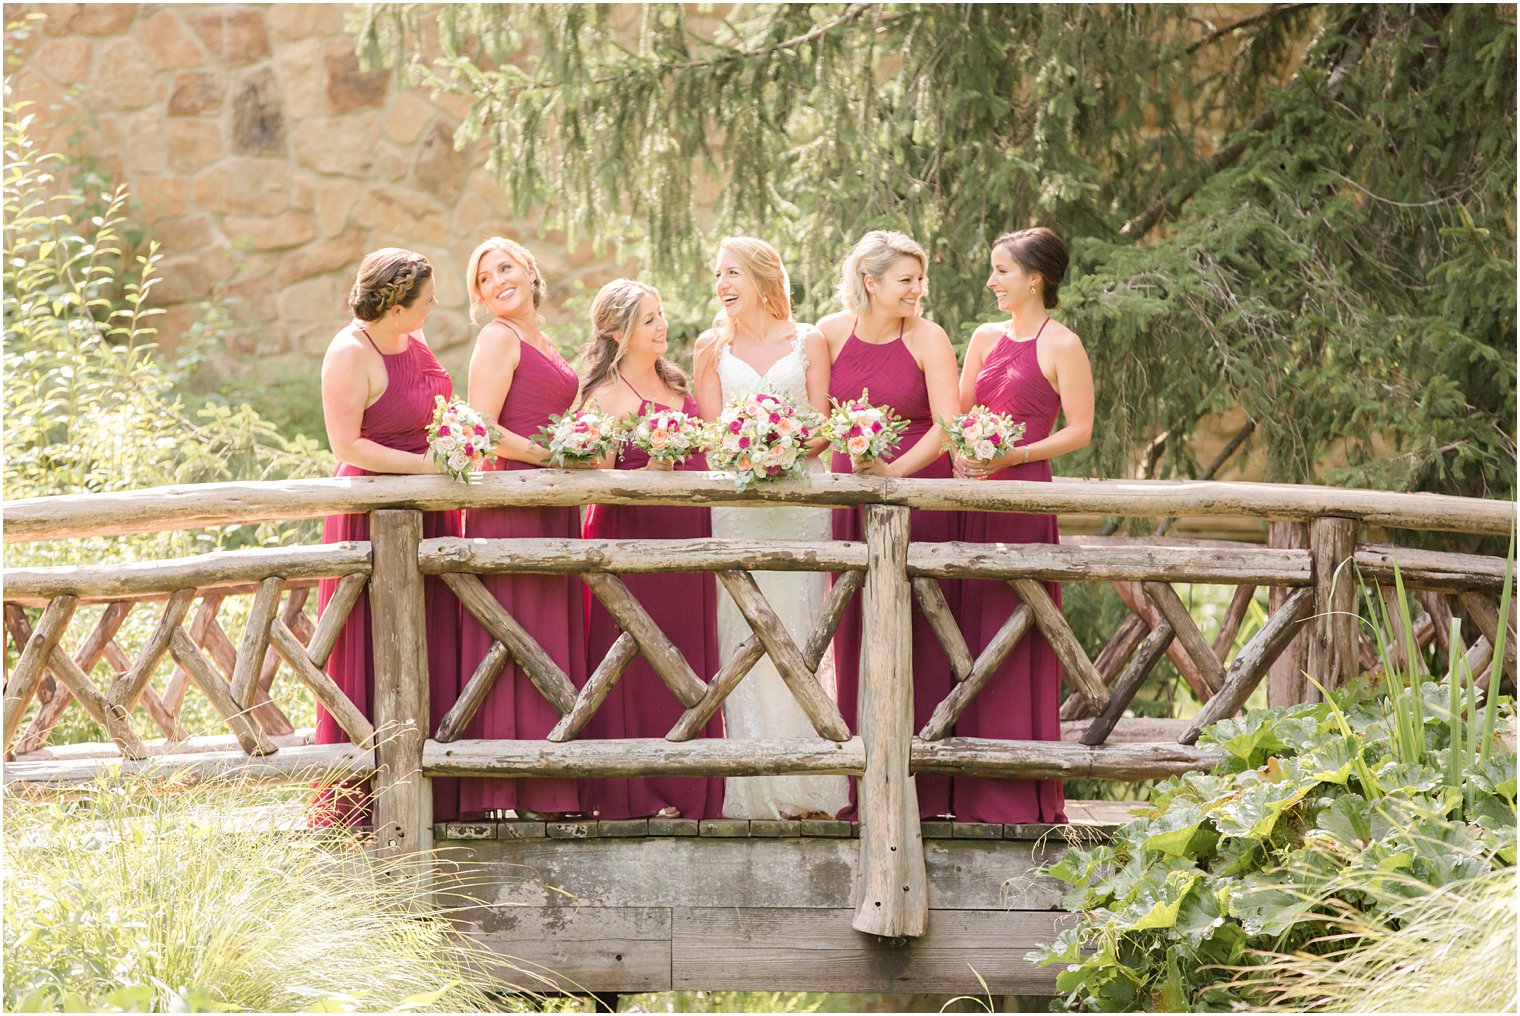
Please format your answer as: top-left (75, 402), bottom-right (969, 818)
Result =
top-left (940, 406), bottom-right (1027, 465)
top-left (820, 388), bottom-right (909, 464)
top-left (427, 396), bottom-right (502, 482)
top-left (533, 407), bottom-right (624, 467)
top-left (708, 391), bottom-right (818, 490)
top-left (625, 406), bottom-right (710, 466)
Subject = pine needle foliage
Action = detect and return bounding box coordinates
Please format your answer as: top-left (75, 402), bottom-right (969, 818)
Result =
top-left (352, 3), bottom-right (1515, 501)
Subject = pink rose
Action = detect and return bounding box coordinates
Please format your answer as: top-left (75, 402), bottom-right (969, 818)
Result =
top-left (437, 425), bottom-right (451, 437)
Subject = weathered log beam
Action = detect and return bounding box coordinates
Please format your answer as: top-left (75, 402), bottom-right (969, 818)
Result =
top-left (911, 577), bottom-right (974, 683)
top-left (168, 628), bottom-right (277, 756)
top-left (3, 596), bottom-right (78, 752)
top-left (423, 737), bottom-right (868, 777)
top-left (1355, 545), bottom-right (1512, 594)
top-left (1011, 579), bottom-right (1109, 712)
top-left (6, 473), bottom-right (1512, 543)
top-left (421, 538), bottom-right (866, 574)
top-left (919, 604), bottom-right (1033, 741)
top-left (12, 601), bottom-right (131, 754)
top-left (2, 545), bottom-right (370, 601)
top-left (1459, 592), bottom-right (1516, 685)
top-left (1181, 587), bottom-right (1317, 744)
top-left (911, 738), bottom-right (1222, 780)
top-left (854, 504), bottom-right (928, 938)
top-left (3, 742), bottom-right (374, 793)
top-left (715, 570), bottom-right (850, 742)
top-left (1081, 620), bottom-right (1176, 746)
top-left (1142, 581), bottom-right (1225, 695)
top-left (268, 619), bottom-right (375, 748)
top-left (14, 728), bottom-right (314, 762)
top-left (909, 542), bottom-right (1311, 586)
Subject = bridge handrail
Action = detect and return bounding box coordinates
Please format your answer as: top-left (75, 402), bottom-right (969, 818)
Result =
top-left (4, 472), bottom-right (1514, 543)
top-left (3, 478), bottom-right (1514, 938)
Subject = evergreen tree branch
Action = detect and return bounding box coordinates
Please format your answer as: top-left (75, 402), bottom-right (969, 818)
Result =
top-left (1120, 15), bottom-right (1371, 241)
top-left (1185, 4), bottom-right (1318, 55)
top-left (486, 3), bottom-right (884, 100)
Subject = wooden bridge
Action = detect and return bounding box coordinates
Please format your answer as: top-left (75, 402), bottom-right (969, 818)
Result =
top-left (3, 474), bottom-right (1513, 997)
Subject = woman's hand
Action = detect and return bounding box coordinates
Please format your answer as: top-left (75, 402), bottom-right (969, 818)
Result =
top-left (954, 450), bottom-right (1013, 480)
top-left (852, 455), bottom-right (895, 478)
top-left (641, 457), bottom-right (675, 472)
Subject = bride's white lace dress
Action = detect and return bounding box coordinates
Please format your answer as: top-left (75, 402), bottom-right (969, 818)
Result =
top-left (713, 326), bottom-right (850, 819)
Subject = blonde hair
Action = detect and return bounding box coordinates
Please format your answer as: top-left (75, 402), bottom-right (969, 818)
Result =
top-left (578, 279), bottom-right (690, 408)
top-left (836, 230), bottom-right (928, 314)
top-left (349, 248), bottom-right (433, 322)
top-left (465, 237), bottom-right (547, 325)
top-left (711, 236), bottom-right (792, 348)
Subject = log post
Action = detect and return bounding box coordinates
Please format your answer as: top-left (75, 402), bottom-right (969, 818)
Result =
top-left (1306, 517), bottom-right (1359, 697)
top-left (1267, 521), bottom-right (1310, 705)
top-left (852, 505), bottom-right (927, 938)
top-left (369, 510), bottom-right (432, 868)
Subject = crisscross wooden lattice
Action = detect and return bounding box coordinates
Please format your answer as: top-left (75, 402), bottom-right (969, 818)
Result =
top-left (3, 571), bottom-right (373, 760)
top-left (433, 565), bottom-right (862, 746)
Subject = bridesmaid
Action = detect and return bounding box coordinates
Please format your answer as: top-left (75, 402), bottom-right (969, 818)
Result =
top-left (458, 237), bottom-right (589, 820)
top-left (580, 279), bottom-right (724, 820)
top-left (955, 226), bottom-right (1093, 824)
top-left (316, 248), bottom-right (460, 825)
top-left (818, 230), bottom-right (961, 819)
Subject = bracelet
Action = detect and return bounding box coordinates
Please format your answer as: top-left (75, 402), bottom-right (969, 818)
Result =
top-left (1022, 446), bottom-right (1031, 465)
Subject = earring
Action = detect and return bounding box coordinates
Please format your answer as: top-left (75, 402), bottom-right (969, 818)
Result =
top-left (1029, 287), bottom-right (1037, 295)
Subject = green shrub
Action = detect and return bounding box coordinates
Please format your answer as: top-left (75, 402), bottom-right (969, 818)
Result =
top-left (1241, 867), bottom-right (1517, 1013)
top-left (1031, 566), bottom-right (1516, 1011)
top-left (2, 776), bottom-right (515, 1013)
top-left (3, 54), bottom-right (335, 748)
top-left (2, 65), bottom-right (334, 566)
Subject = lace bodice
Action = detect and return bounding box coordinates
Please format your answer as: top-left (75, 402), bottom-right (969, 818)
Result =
top-left (716, 325), bottom-right (815, 406)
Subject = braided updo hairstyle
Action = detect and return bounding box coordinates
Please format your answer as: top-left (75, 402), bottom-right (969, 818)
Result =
top-left (348, 248), bottom-right (433, 322)
top-left (578, 279), bottom-right (689, 409)
top-left (993, 227), bottom-right (1068, 310)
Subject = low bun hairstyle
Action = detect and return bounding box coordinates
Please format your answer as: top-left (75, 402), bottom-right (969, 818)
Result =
top-left (465, 237), bottom-right (548, 325)
top-left (348, 248), bottom-right (433, 322)
top-left (836, 230), bottom-right (928, 314)
top-left (993, 227), bottom-right (1068, 310)
top-left (578, 279), bottom-right (690, 409)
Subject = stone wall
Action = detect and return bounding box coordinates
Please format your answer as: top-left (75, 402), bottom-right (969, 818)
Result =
top-left (10, 2), bottom-right (625, 377)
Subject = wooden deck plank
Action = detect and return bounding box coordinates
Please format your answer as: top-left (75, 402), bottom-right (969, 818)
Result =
top-left (463, 906), bottom-right (672, 993)
top-left (670, 907), bottom-right (1071, 994)
top-left (448, 837), bottom-right (1068, 911)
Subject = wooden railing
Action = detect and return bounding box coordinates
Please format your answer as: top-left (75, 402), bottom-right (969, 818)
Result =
top-left (3, 473), bottom-right (1513, 938)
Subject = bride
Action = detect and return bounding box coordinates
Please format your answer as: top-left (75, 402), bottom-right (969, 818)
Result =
top-left (692, 236), bottom-right (850, 820)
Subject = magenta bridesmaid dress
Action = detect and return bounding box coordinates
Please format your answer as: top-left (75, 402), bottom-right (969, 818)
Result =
top-left (458, 331), bottom-right (588, 817)
top-left (583, 382), bottom-right (724, 819)
top-left (828, 319), bottom-right (956, 819)
top-left (315, 330), bottom-right (461, 826)
top-left (957, 321), bottom-right (1067, 824)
